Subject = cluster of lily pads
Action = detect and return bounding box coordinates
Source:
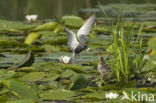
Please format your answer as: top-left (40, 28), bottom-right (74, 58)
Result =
top-left (0, 3), bottom-right (156, 103)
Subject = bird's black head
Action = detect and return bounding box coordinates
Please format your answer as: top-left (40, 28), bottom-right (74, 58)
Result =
top-left (84, 45), bottom-right (90, 51)
top-left (84, 45), bottom-right (88, 49)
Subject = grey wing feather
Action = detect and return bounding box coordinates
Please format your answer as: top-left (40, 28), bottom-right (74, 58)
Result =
top-left (77, 14), bottom-right (96, 43)
top-left (64, 27), bottom-right (80, 51)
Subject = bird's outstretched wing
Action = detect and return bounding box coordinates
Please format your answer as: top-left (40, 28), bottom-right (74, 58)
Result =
top-left (64, 27), bottom-right (80, 51)
top-left (77, 14), bottom-right (96, 43)
top-left (55, 17), bottom-right (80, 51)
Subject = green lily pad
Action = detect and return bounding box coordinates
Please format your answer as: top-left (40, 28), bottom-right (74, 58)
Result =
top-left (0, 70), bottom-right (15, 81)
top-left (43, 36), bottom-right (67, 45)
top-left (63, 64), bottom-right (87, 74)
top-left (94, 26), bottom-right (110, 33)
top-left (40, 89), bottom-right (75, 100)
top-left (42, 73), bottom-right (60, 81)
top-left (32, 62), bottom-right (62, 73)
top-left (21, 72), bottom-right (45, 81)
top-left (0, 40), bottom-right (27, 48)
top-left (81, 91), bottom-right (108, 101)
top-left (15, 67), bottom-right (39, 72)
top-left (2, 79), bottom-right (38, 100)
top-left (6, 99), bottom-right (36, 103)
top-left (42, 44), bottom-right (60, 52)
top-left (33, 22), bottom-right (63, 33)
top-left (61, 70), bottom-right (77, 78)
top-left (61, 15), bottom-right (83, 28)
top-left (16, 50), bottom-right (34, 68)
top-left (0, 20), bottom-right (37, 31)
top-left (69, 74), bottom-right (88, 90)
top-left (24, 32), bottom-right (41, 45)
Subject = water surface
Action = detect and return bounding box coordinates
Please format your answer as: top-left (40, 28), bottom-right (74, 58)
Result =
top-left (0, 0), bottom-right (155, 20)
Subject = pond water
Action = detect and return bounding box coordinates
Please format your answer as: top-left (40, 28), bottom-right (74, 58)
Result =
top-left (0, 1), bottom-right (156, 68)
top-left (0, 0), bottom-right (156, 20)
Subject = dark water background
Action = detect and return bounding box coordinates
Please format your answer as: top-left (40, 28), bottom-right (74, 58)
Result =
top-left (0, 0), bottom-right (156, 21)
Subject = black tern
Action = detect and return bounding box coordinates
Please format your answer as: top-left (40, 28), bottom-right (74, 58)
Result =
top-left (56, 14), bottom-right (96, 60)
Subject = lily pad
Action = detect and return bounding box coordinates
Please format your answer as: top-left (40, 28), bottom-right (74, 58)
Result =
top-left (15, 67), bottom-right (39, 72)
top-left (24, 32), bottom-right (41, 45)
top-left (0, 70), bottom-right (15, 81)
top-left (61, 15), bottom-right (83, 28)
top-left (33, 22), bottom-right (63, 33)
top-left (16, 50), bottom-right (34, 68)
top-left (6, 99), bottom-right (36, 103)
top-left (63, 64), bottom-right (87, 74)
top-left (2, 79), bottom-right (38, 100)
top-left (69, 74), bottom-right (88, 90)
top-left (40, 89), bottom-right (75, 100)
top-left (21, 72), bottom-right (45, 81)
top-left (81, 91), bottom-right (107, 100)
top-left (42, 73), bottom-right (60, 81)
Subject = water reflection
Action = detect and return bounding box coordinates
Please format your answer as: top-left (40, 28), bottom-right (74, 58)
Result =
top-left (0, 0), bottom-right (155, 21)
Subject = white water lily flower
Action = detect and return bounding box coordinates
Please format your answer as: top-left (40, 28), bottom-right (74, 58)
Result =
top-left (105, 92), bottom-right (119, 99)
top-left (59, 56), bottom-right (71, 64)
top-left (121, 91), bottom-right (130, 100)
top-left (26, 15), bottom-right (38, 22)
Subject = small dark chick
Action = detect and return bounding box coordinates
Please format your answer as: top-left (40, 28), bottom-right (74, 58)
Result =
top-left (97, 56), bottom-right (111, 78)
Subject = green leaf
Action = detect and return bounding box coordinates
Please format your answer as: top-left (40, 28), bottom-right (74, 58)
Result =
top-left (21, 72), bottom-right (45, 81)
top-left (81, 91), bottom-right (107, 100)
top-left (61, 70), bottom-right (77, 78)
top-left (3, 79), bottom-right (38, 100)
top-left (63, 64), bottom-right (87, 74)
top-left (42, 73), bottom-right (60, 81)
top-left (94, 26), bottom-right (110, 33)
top-left (32, 62), bottom-right (62, 73)
top-left (40, 89), bottom-right (75, 100)
top-left (0, 70), bottom-right (15, 81)
top-left (16, 50), bottom-right (34, 68)
top-left (0, 94), bottom-right (8, 103)
top-left (6, 99), bottom-right (36, 103)
top-left (0, 20), bottom-right (37, 31)
top-left (43, 36), bottom-right (67, 45)
top-left (15, 67), bottom-right (39, 72)
top-left (33, 22), bottom-right (63, 33)
top-left (41, 44), bottom-right (60, 52)
top-left (24, 32), bottom-right (41, 45)
top-left (61, 15), bottom-right (83, 28)
top-left (69, 74), bottom-right (88, 90)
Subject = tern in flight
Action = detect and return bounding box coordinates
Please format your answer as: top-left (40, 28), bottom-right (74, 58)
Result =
top-left (56, 14), bottom-right (96, 60)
